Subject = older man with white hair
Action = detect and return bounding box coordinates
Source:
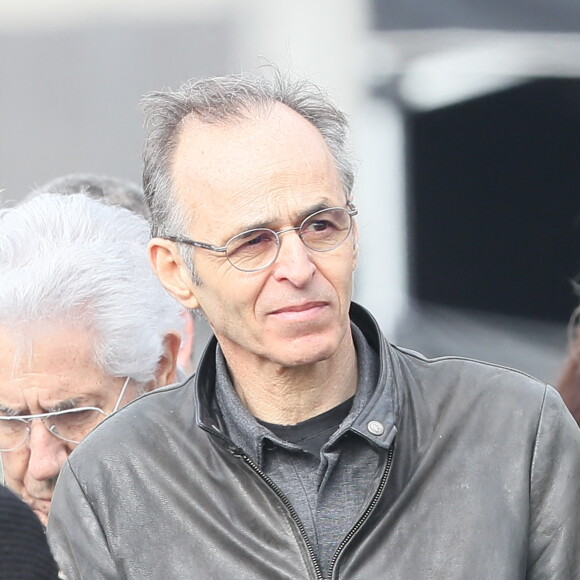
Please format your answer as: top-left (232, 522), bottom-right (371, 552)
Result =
top-left (0, 194), bottom-right (184, 526)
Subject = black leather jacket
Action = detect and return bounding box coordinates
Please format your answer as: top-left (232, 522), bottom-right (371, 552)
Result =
top-left (48, 303), bottom-right (580, 579)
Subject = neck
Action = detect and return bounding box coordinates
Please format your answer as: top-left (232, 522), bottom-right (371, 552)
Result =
top-left (223, 334), bottom-right (358, 425)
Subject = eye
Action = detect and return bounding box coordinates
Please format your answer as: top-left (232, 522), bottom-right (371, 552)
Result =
top-left (299, 208), bottom-right (352, 252)
top-left (302, 213), bottom-right (341, 236)
top-left (56, 409), bottom-right (98, 429)
top-left (308, 218), bottom-right (333, 232)
top-left (48, 408), bottom-right (104, 441)
top-left (228, 229), bottom-right (276, 255)
top-left (244, 232), bottom-right (271, 247)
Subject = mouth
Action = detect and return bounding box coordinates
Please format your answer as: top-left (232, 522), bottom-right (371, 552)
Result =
top-left (268, 301), bottom-right (328, 319)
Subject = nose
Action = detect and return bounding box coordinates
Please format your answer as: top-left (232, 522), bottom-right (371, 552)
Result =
top-left (25, 421), bottom-right (69, 482)
top-left (271, 229), bottom-right (316, 286)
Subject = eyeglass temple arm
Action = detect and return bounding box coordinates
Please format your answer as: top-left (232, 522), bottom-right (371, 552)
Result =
top-left (112, 376), bottom-right (131, 414)
top-left (0, 407), bottom-right (105, 422)
top-left (163, 236), bottom-right (227, 254)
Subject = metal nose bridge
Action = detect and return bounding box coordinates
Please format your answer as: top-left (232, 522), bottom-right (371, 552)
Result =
top-left (23, 413), bottom-right (92, 447)
top-left (275, 224), bottom-right (303, 240)
top-left (25, 416), bottom-right (60, 438)
top-left (272, 225), bottom-right (310, 256)
top-left (266, 225), bottom-right (310, 269)
top-left (4, 417), bottom-right (62, 452)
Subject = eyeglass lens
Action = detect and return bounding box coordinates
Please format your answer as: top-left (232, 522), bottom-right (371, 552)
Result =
top-left (0, 408), bottom-right (106, 451)
top-left (225, 207), bottom-right (353, 272)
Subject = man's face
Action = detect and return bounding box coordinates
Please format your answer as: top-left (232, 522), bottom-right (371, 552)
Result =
top-left (0, 324), bottom-right (137, 526)
top-left (168, 103), bottom-right (357, 370)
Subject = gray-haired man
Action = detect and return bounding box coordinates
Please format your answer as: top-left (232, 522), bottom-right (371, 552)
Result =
top-left (48, 71), bottom-right (580, 579)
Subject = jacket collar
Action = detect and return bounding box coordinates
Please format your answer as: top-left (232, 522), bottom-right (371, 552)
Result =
top-left (348, 302), bottom-right (398, 449)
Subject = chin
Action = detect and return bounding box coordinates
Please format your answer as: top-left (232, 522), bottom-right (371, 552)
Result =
top-left (270, 337), bottom-right (338, 367)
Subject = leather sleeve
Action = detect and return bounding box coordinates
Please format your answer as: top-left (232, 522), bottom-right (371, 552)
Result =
top-left (527, 385), bottom-right (580, 578)
top-left (47, 460), bottom-right (119, 580)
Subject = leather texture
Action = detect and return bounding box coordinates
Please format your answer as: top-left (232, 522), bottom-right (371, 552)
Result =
top-left (47, 303), bottom-right (580, 579)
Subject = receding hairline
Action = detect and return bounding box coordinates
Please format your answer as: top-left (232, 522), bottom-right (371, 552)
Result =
top-left (141, 70), bottom-right (355, 254)
top-left (167, 101), bottom-right (346, 219)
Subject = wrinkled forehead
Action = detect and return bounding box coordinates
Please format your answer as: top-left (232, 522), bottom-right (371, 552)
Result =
top-left (0, 323), bottom-right (113, 414)
top-left (0, 321), bottom-right (97, 378)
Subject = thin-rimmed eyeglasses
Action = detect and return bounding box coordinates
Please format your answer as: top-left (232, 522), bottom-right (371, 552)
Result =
top-left (163, 202), bottom-right (358, 273)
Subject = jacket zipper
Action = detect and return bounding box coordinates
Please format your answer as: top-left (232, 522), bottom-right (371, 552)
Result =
top-left (232, 443), bottom-right (394, 580)
top-left (232, 449), bottom-right (325, 580)
top-left (327, 444), bottom-right (395, 579)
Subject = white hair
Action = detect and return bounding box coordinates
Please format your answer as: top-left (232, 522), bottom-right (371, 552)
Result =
top-left (0, 194), bottom-right (184, 383)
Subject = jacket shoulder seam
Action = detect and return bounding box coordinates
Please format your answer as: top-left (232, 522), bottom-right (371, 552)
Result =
top-left (391, 345), bottom-right (548, 386)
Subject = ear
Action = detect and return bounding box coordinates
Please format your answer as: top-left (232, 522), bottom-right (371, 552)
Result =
top-left (148, 238), bottom-right (200, 310)
top-left (153, 331), bottom-right (182, 388)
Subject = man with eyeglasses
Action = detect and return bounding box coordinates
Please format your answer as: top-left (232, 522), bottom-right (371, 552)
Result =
top-left (0, 193), bottom-right (184, 528)
top-left (48, 72), bottom-right (579, 579)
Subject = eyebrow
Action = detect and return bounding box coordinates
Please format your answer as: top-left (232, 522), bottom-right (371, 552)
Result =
top-left (0, 398), bottom-right (81, 417)
top-left (46, 399), bottom-right (81, 413)
top-left (228, 201), bottom-right (336, 238)
top-left (0, 404), bottom-right (20, 417)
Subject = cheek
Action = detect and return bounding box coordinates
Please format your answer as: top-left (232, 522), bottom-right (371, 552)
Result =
top-left (201, 272), bottom-right (264, 317)
top-left (1, 450), bottom-right (27, 482)
top-left (324, 258), bottom-right (355, 293)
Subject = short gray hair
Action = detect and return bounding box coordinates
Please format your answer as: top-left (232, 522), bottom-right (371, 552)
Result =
top-left (31, 173), bottom-right (149, 219)
top-left (141, 70), bottom-right (355, 278)
top-left (0, 194), bottom-right (183, 383)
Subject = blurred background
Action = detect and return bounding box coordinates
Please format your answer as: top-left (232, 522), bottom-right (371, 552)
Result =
top-left (2, 0), bottom-right (580, 383)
